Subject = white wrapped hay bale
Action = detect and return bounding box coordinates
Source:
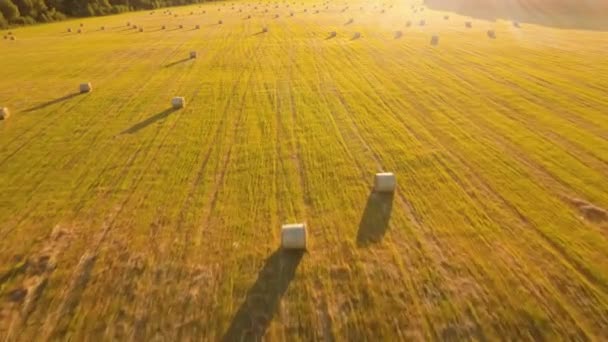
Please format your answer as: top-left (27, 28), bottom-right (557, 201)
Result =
top-left (190, 51), bottom-right (197, 59)
top-left (80, 82), bottom-right (92, 93)
top-left (374, 172), bottom-right (396, 192)
top-left (281, 223), bottom-right (307, 250)
top-left (172, 97), bottom-right (186, 109)
top-left (0, 107), bottom-right (10, 120)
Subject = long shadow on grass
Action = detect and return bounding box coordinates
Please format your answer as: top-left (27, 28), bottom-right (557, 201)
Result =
top-left (120, 108), bottom-right (177, 134)
top-left (165, 58), bottom-right (190, 68)
top-left (424, 0), bottom-right (608, 31)
top-left (356, 191), bottom-right (394, 246)
top-left (23, 93), bottom-right (82, 112)
top-left (222, 249), bottom-right (303, 341)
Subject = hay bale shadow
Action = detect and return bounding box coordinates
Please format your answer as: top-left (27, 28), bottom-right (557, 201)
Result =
top-left (23, 93), bottom-right (82, 112)
top-left (356, 191), bottom-right (394, 246)
top-left (222, 249), bottom-right (304, 342)
top-left (164, 58), bottom-right (190, 68)
top-left (120, 108), bottom-right (178, 134)
top-left (326, 31), bottom-right (337, 39)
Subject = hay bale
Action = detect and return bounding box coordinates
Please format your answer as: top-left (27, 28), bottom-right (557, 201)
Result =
top-left (262, 26), bottom-right (268, 32)
top-left (172, 97), bottom-right (186, 109)
top-left (281, 223), bottom-right (307, 250)
top-left (352, 32), bottom-right (361, 39)
top-left (0, 107), bottom-right (10, 120)
top-left (444, 15), bottom-right (449, 20)
top-left (394, 30), bottom-right (402, 39)
top-left (100, 26), bottom-right (105, 30)
top-left (419, 19), bottom-right (426, 26)
top-left (127, 22), bottom-right (131, 26)
top-left (179, 24), bottom-right (183, 28)
top-left (80, 82), bottom-right (92, 93)
top-left (430, 35), bottom-right (439, 46)
top-left (406, 21), bottom-right (411, 27)
top-left (133, 24), bottom-right (138, 29)
top-left (139, 27), bottom-right (144, 32)
top-left (80, 23), bottom-right (84, 27)
top-left (346, 18), bottom-right (353, 25)
top-left (190, 51), bottom-right (197, 59)
top-left (374, 172), bottom-right (396, 192)
top-left (161, 25), bottom-right (166, 29)
top-left (465, 21), bottom-right (472, 28)
top-left (513, 21), bottom-right (520, 28)
top-left (218, 20), bottom-right (223, 24)
top-left (67, 28), bottom-right (72, 32)
top-left (3, 35), bottom-right (7, 39)
top-left (487, 30), bottom-right (496, 39)
top-left (195, 24), bottom-right (200, 29)
top-left (77, 29), bottom-right (82, 34)
top-left (290, 12), bottom-right (294, 16)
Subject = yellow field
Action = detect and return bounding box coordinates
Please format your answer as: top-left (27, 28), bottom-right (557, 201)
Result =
top-left (1, 0), bottom-right (607, 340)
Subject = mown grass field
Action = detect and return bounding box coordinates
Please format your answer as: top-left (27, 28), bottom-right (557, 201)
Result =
top-left (1, 0), bottom-right (607, 340)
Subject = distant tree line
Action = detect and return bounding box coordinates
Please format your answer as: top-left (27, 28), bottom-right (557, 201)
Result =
top-left (0, 0), bottom-right (204, 28)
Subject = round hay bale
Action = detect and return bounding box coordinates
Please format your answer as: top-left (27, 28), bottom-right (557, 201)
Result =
top-left (100, 26), bottom-right (105, 30)
top-left (430, 35), bottom-right (439, 46)
top-left (465, 21), bottom-right (472, 28)
top-left (133, 24), bottom-right (137, 29)
top-left (162, 25), bottom-right (166, 30)
top-left (9, 35), bottom-right (15, 40)
top-left (444, 15), bottom-right (449, 20)
top-left (80, 23), bottom-right (84, 27)
top-left (406, 21), bottom-right (411, 27)
top-left (139, 27), bottom-right (144, 32)
top-left (290, 12), bottom-right (294, 16)
top-left (172, 97), bottom-right (186, 109)
top-left (487, 30), bottom-right (496, 39)
top-left (0, 107), bottom-right (10, 120)
top-left (275, 14), bottom-right (279, 18)
top-left (394, 30), bottom-right (403, 39)
top-left (179, 24), bottom-right (183, 28)
top-left (281, 223), bottom-right (307, 250)
top-left (127, 22), bottom-right (130, 26)
top-left (190, 51), bottom-right (197, 59)
top-left (374, 172), bottom-right (396, 192)
top-left (80, 82), bottom-right (92, 93)
top-left (262, 26), bottom-right (268, 32)
top-left (419, 19), bottom-right (426, 26)
top-left (195, 24), bottom-right (200, 29)
top-left (218, 20), bottom-right (223, 24)
top-left (513, 21), bottom-right (521, 28)
top-left (352, 32), bottom-right (361, 39)
top-left (77, 29), bottom-right (82, 34)
top-left (3, 35), bottom-right (7, 39)
top-left (67, 28), bottom-right (72, 32)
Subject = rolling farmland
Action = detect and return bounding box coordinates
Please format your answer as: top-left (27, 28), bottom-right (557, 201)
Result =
top-left (1, 0), bottom-right (608, 340)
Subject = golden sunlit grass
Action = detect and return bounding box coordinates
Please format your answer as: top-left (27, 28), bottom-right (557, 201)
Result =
top-left (0, 0), bottom-right (607, 340)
